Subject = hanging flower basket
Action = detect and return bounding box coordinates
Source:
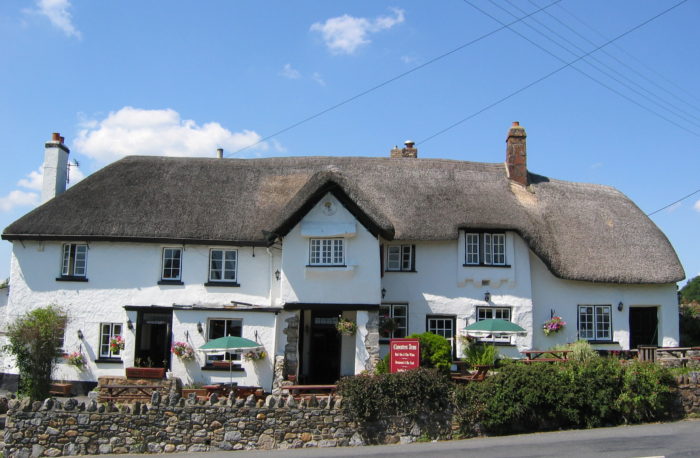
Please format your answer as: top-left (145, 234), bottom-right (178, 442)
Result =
top-left (109, 335), bottom-right (125, 353)
top-left (543, 316), bottom-right (566, 335)
top-left (65, 351), bottom-right (86, 370)
top-left (336, 318), bottom-right (357, 336)
top-left (243, 349), bottom-right (267, 361)
top-left (379, 316), bottom-right (398, 338)
top-left (171, 341), bottom-right (195, 360)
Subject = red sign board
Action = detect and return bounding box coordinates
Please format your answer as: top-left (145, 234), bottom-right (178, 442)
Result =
top-left (389, 338), bottom-right (420, 373)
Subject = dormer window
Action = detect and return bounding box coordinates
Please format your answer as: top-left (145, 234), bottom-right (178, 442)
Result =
top-left (57, 243), bottom-right (88, 281)
top-left (309, 238), bottom-right (344, 266)
top-left (464, 232), bottom-right (507, 266)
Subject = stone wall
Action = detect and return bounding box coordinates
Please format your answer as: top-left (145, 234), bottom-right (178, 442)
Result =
top-left (675, 373), bottom-right (700, 416)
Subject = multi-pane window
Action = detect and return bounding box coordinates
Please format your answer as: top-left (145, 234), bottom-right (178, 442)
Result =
top-left (100, 323), bottom-right (123, 358)
top-left (386, 245), bottom-right (414, 271)
top-left (578, 305), bottom-right (612, 341)
top-left (309, 238), bottom-right (344, 266)
top-left (427, 316), bottom-right (456, 356)
top-left (379, 304), bottom-right (408, 339)
top-left (465, 234), bottom-right (480, 265)
top-left (207, 318), bottom-right (243, 362)
top-left (477, 307), bottom-right (512, 343)
top-left (209, 249), bottom-right (237, 282)
top-left (464, 232), bottom-right (506, 266)
top-left (161, 248), bottom-right (182, 280)
top-left (61, 243), bottom-right (87, 277)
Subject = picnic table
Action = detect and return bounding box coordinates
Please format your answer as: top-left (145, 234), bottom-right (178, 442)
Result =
top-left (283, 384), bottom-right (337, 398)
top-left (202, 384), bottom-right (265, 400)
top-left (451, 364), bottom-right (490, 383)
top-left (521, 350), bottom-right (571, 363)
top-left (99, 384), bottom-right (161, 402)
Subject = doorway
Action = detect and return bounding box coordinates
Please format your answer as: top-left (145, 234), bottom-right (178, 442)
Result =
top-left (307, 312), bottom-right (341, 384)
top-left (135, 311), bottom-right (173, 368)
top-left (629, 307), bottom-right (659, 348)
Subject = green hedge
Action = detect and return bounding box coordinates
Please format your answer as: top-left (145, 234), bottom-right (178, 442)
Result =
top-left (454, 359), bottom-right (676, 436)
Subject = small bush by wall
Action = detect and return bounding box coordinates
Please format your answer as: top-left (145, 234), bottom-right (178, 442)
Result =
top-left (407, 333), bottom-right (452, 373)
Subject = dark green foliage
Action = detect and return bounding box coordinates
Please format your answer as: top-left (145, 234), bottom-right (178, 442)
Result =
top-left (407, 332), bottom-right (452, 373)
top-left (454, 358), bottom-right (676, 436)
top-left (680, 276), bottom-right (700, 304)
top-left (4, 306), bottom-right (67, 400)
top-left (338, 368), bottom-right (452, 423)
top-left (679, 302), bottom-right (700, 346)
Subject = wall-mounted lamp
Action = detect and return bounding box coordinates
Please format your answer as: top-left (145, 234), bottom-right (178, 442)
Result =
top-left (275, 270), bottom-right (281, 281)
top-left (617, 302), bottom-right (624, 312)
top-left (127, 319), bottom-right (134, 330)
top-left (484, 291), bottom-right (491, 302)
top-left (77, 329), bottom-right (84, 340)
top-left (381, 288), bottom-right (387, 299)
top-left (197, 322), bottom-right (203, 334)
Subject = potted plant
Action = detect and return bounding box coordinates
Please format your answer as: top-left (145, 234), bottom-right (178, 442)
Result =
top-left (65, 351), bottom-right (87, 370)
top-left (336, 318), bottom-right (357, 336)
top-left (243, 349), bottom-right (267, 361)
top-left (379, 316), bottom-right (398, 338)
top-left (543, 316), bottom-right (566, 336)
top-left (171, 341), bottom-right (195, 361)
top-left (110, 335), bottom-right (125, 354)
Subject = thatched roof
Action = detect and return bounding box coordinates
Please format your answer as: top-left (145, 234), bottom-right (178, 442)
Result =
top-left (2, 155), bottom-right (684, 284)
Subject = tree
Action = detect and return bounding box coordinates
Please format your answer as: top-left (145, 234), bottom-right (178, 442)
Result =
top-left (680, 276), bottom-right (700, 304)
top-left (4, 306), bottom-right (67, 400)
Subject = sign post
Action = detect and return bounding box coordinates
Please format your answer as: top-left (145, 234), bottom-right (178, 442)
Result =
top-left (389, 338), bottom-right (420, 373)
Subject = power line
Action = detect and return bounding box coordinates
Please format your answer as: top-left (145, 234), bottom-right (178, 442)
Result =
top-left (223, 0), bottom-right (563, 157)
top-left (647, 188), bottom-right (700, 216)
top-left (464, 0), bottom-right (700, 137)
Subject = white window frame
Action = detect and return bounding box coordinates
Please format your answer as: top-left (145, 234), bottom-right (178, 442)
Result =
top-left (61, 243), bottom-right (88, 277)
top-left (464, 232), bottom-right (507, 266)
top-left (477, 306), bottom-right (512, 343)
top-left (427, 315), bottom-right (456, 357)
top-left (206, 318), bottom-right (243, 362)
top-left (578, 305), bottom-right (612, 341)
top-left (465, 233), bottom-right (480, 265)
top-left (309, 238), bottom-right (345, 266)
top-left (379, 303), bottom-right (408, 340)
top-left (386, 245), bottom-right (414, 271)
top-left (209, 249), bottom-right (238, 282)
top-left (99, 322), bottom-right (123, 358)
top-left (487, 233), bottom-right (506, 265)
top-left (161, 247), bottom-right (182, 280)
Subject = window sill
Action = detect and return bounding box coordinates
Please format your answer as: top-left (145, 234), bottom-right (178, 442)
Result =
top-left (462, 263), bottom-right (511, 268)
top-left (204, 281), bottom-right (240, 287)
top-left (306, 264), bottom-right (349, 268)
top-left (94, 358), bottom-right (123, 364)
top-left (201, 365), bottom-right (245, 372)
top-left (477, 341), bottom-right (515, 347)
top-left (158, 280), bottom-right (184, 286)
top-left (56, 276), bottom-right (88, 282)
top-left (384, 269), bottom-right (417, 273)
top-left (586, 340), bottom-right (619, 345)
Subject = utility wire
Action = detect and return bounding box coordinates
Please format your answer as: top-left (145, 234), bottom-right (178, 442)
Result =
top-left (463, 0), bottom-right (700, 137)
top-left (500, 0), bottom-right (700, 127)
top-left (647, 188), bottom-right (700, 216)
top-left (419, 0), bottom-right (689, 145)
top-left (223, 0), bottom-right (562, 157)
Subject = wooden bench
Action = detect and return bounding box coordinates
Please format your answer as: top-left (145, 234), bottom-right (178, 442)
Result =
top-left (451, 365), bottom-right (490, 383)
top-left (521, 350), bottom-right (571, 362)
top-left (99, 384), bottom-right (161, 402)
top-left (283, 384), bottom-right (337, 399)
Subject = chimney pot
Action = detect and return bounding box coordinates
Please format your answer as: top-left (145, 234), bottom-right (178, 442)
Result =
top-left (390, 139), bottom-right (418, 158)
top-left (505, 122), bottom-right (527, 186)
top-left (59, 136), bottom-right (65, 144)
top-left (51, 132), bottom-right (61, 142)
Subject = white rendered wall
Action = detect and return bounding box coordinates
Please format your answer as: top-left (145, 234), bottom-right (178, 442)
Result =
top-left (529, 252), bottom-right (679, 350)
top-left (280, 193), bottom-right (381, 305)
top-left (380, 232), bottom-right (534, 359)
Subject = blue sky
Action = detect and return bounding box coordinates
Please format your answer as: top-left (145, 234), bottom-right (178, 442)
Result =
top-left (0, 0), bottom-right (698, 286)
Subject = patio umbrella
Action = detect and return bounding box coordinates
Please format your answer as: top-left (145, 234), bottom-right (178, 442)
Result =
top-left (463, 319), bottom-right (527, 337)
top-left (199, 336), bottom-right (263, 385)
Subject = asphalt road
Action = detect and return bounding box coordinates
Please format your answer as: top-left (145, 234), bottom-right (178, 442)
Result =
top-left (99, 419), bottom-right (700, 458)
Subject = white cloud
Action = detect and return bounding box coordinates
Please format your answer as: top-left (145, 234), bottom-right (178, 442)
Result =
top-left (0, 190), bottom-right (39, 212)
top-left (27, 0), bottom-right (81, 38)
top-left (17, 168), bottom-right (43, 191)
top-left (400, 55), bottom-right (417, 64)
top-left (694, 199), bottom-right (700, 212)
top-left (280, 63), bottom-right (301, 79)
top-left (312, 72), bottom-right (326, 86)
top-left (74, 107), bottom-right (269, 162)
top-left (310, 8), bottom-right (405, 55)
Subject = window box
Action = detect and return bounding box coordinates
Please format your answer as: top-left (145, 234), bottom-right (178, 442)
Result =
top-left (55, 275), bottom-right (89, 282)
top-left (125, 367), bottom-right (166, 379)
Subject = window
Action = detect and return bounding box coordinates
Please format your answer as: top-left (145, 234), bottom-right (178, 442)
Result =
top-left (209, 249), bottom-right (237, 282)
top-left (61, 243), bottom-right (87, 277)
top-left (379, 304), bottom-right (408, 339)
top-left (207, 318), bottom-right (242, 363)
top-left (386, 245), bottom-right (415, 271)
top-left (99, 323), bottom-right (123, 358)
top-left (309, 238), bottom-right (344, 266)
top-left (579, 305), bottom-right (612, 341)
top-left (427, 315), bottom-right (456, 357)
top-left (161, 248), bottom-right (182, 280)
top-left (464, 232), bottom-right (507, 266)
top-left (477, 306), bottom-right (512, 343)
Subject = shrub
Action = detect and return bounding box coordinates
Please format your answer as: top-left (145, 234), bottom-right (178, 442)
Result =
top-left (407, 332), bottom-right (452, 373)
top-left (463, 343), bottom-right (498, 367)
top-left (374, 354), bottom-right (390, 375)
top-left (560, 357), bottom-right (623, 427)
top-left (338, 368), bottom-right (452, 424)
top-left (616, 361), bottom-right (675, 423)
top-left (3, 306), bottom-right (67, 400)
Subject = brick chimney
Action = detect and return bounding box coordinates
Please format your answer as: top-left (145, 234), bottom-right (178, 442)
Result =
top-left (41, 132), bottom-right (70, 203)
top-left (390, 140), bottom-right (418, 158)
top-left (505, 122), bottom-right (527, 186)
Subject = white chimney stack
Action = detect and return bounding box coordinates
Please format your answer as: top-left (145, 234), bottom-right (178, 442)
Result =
top-left (41, 132), bottom-right (70, 203)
